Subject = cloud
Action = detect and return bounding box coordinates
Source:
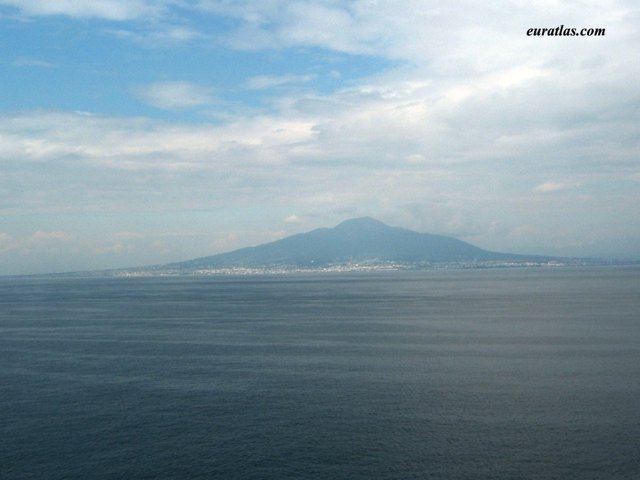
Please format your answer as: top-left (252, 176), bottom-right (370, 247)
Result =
top-left (533, 181), bottom-right (581, 193)
top-left (0, 0), bottom-right (165, 20)
top-left (0, 228), bottom-right (227, 274)
top-left (133, 81), bottom-right (215, 110)
top-left (108, 25), bottom-right (205, 46)
top-left (284, 214), bottom-right (302, 224)
top-left (202, 1), bottom-right (633, 66)
top-left (29, 231), bottom-right (76, 244)
top-left (13, 57), bottom-right (54, 68)
top-left (2, 74), bottom-right (637, 251)
top-left (199, 1), bottom-right (383, 55)
top-left (246, 74), bottom-right (315, 90)
top-left (1, 0), bottom-right (640, 270)
top-left (0, 230), bottom-right (76, 254)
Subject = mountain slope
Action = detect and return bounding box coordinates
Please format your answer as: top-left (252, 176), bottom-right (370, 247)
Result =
top-left (164, 217), bottom-right (545, 270)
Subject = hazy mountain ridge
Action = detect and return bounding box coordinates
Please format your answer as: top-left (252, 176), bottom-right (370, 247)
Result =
top-left (159, 217), bottom-right (556, 272)
top-left (15, 217), bottom-right (630, 278)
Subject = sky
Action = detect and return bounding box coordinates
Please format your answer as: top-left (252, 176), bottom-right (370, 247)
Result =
top-left (1, 0), bottom-right (639, 274)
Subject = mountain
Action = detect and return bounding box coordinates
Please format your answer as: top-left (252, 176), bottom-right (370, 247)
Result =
top-left (160, 217), bottom-right (553, 272)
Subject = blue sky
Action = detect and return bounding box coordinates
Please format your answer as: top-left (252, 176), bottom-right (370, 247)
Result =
top-left (1, 0), bottom-right (639, 274)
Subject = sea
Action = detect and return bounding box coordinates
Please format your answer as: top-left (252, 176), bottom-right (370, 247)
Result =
top-left (1, 266), bottom-right (639, 479)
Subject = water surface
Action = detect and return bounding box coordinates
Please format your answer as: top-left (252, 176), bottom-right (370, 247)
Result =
top-left (1, 267), bottom-right (639, 479)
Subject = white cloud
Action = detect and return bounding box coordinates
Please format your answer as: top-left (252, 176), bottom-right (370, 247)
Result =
top-left (13, 57), bottom-right (54, 68)
top-left (203, 1), bottom-right (386, 54)
top-left (161, 26), bottom-right (201, 42)
top-left (2, 0), bottom-right (640, 271)
top-left (0, 230), bottom-right (76, 256)
top-left (0, 0), bottom-right (165, 20)
top-left (29, 231), bottom-right (76, 244)
top-left (133, 81), bottom-right (215, 110)
top-left (246, 74), bottom-right (315, 90)
top-left (284, 214), bottom-right (302, 223)
top-left (533, 181), bottom-right (581, 193)
top-left (2, 75), bottom-right (637, 253)
top-left (107, 25), bottom-right (205, 46)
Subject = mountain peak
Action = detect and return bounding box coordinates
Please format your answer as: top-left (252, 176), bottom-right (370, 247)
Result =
top-left (334, 217), bottom-right (389, 230)
top-left (163, 217), bottom-right (549, 271)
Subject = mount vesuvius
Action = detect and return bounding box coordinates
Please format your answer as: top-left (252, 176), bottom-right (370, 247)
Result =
top-left (158, 217), bottom-right (554, 272)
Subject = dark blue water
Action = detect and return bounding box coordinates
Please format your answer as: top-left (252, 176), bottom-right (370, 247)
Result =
top-left (1, 267), bottom-right (639, 479)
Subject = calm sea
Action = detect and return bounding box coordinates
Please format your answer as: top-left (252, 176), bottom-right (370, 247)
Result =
top-left (1, 267), bottom-right (639, 479)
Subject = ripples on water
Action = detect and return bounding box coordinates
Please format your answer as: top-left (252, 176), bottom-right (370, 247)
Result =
top-left (1, 267), bottom-right (639, 479)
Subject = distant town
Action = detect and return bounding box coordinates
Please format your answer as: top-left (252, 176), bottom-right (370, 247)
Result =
top-left (105, 258), bottom-right (626, 277)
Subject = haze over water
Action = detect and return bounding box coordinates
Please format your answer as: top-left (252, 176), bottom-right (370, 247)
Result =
top-left (2, 267), bottom-right (639, 479)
